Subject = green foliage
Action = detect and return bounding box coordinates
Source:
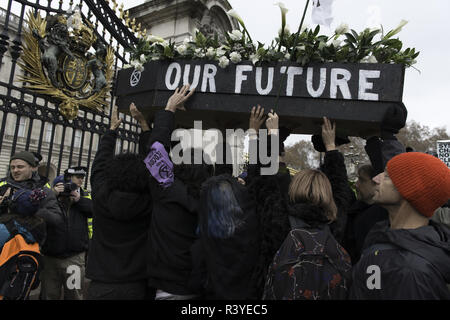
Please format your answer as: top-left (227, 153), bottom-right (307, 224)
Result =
top-left (126, 20), bottom-right (419, 69)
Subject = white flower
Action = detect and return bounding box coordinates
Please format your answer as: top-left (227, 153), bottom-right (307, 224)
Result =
top-left (206, 47), bottom-right (216, 59)
top-left (216, 48), bottom-right (226, 57)
top-left (228, 29), bottom-right (243, 41)
top-left (130, 60), bottom-right (144, 72)
top-left (278, 24), bottom-right (291, 37)
top-left (335, 23), bottom-right (349, 35)
top-left (318, 41), bottom-right (326, 50)
top-left (183, 36), bottom-right (193, 45)
top-left (360, 55), bottom-right (377, 63)
top-left (388, 19), bottom-right (408, 38)
top-left (284, 53), bottom-right (291, 60)
top-left (229, 51), bottom-right (242, 63)
top-left (194, 48), bottom-right (205, 58)
top-left (274, 2), bottom-right (289, 15)
top-left (176, 44), bottom-right (188, 55)
top-left (368, 55), bottom-right (378, 63)
top-left (332, 39), bottom-right (342, 47)
top-left (139, 54), bottom-right (146, 64)
top-left (297, 45), bottom-right (306, 51)
top-left (218, 56), bottom-right (230, 68)
top-left (146, 34), bottom-right (165, 43)
top-left (227, 9), bottom-right (245, 27)
top-left (250, 53), bottom-right (260, 65)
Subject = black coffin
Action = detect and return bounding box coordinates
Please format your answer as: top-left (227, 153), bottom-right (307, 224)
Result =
top-left (115, 60), bottom-right (405, 138)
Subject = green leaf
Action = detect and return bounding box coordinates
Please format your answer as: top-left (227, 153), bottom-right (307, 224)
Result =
top-left (313, 25), bottom-right (320, 36)
top-left (345, 32), bottom-right (357, 44)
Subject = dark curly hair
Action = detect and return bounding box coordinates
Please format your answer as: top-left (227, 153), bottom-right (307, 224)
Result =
top-left (173, 148), bottom-right (214, 199)
top-left (248, 174), bottom-right (291, 299)
top-left (104, 153), bottom-right (150, 194)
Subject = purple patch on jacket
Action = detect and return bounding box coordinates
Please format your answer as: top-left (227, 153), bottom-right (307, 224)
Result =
top-left (144, 141), bottom-right (174, 188)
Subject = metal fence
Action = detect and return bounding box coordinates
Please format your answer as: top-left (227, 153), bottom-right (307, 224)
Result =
top-left (0, 0), bottom-right (140, 189)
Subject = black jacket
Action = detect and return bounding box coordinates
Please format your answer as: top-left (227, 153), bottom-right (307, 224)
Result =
top-left (320, 150), bottom-right (355, 245)
top-left (343, 201), bottom-right (389, 264)
top-left (190, 174), bottom-right (260, 300)
top-left (0, 173), bottom-right (62, 228)
top-left (41, 188), bottom-right (92, 258)
top-left (86, 130), bottom-right (152, 283)
top-left (146, 110), bottom-right (200, 295)
top-left (350, 220), bottom-right (450, 299)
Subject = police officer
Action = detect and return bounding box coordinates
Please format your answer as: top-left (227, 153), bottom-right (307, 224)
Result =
top-left (39, 166), bottom-right (93, 300)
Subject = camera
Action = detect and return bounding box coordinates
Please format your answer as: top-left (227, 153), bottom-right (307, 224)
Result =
top-left (60, 181), bottom-right (78, 196)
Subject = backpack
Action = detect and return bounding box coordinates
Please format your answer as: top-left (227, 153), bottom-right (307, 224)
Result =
top-left (0, 221), bottom-right (42, 300)
top-left (263, 216), bottom-right (352, 300)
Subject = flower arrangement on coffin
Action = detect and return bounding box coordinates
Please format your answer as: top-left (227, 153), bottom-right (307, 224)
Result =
top-left (125, 3), bottom-right (419, 73)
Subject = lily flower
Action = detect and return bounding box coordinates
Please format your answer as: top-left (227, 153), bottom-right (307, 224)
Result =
top-left (227, 9), bottom-right (245, 28)
top-left (385, 19), bottom-right (408, 39)
top-left (227, 9), bottom-right (253, 43)
top-left (335, 23), bottom-right (349, 35)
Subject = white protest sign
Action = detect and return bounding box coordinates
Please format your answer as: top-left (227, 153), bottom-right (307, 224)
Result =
top-left (437, 140), bottom-right (450, 167)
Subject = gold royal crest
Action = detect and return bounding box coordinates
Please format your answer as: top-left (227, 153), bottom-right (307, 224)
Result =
top-left (19, 9), bottom-right (115, 120)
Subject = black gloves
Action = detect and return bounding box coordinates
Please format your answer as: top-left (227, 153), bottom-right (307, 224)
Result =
top-left (311, 135), bottom-right (350, 153)
top-left (380, 103), bottom-right (407, 139)
top-left (279, 126), bottom-right (292, 155)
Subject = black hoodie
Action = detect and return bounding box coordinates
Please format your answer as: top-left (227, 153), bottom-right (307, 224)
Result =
top-left (86, 130), bottom-right (152, 283)
top-left (350, 220), bottom-right (450, 300)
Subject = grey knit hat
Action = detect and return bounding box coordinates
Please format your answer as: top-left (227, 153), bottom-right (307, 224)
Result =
top-left (10, 151), bottom-right (37, 166)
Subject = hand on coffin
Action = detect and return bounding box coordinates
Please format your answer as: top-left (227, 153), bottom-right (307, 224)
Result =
top-left (165, 85), bottom-right (195, 113)
top-left (249, 105), bottom-right (265, 133)
top-left (321, 116), bottom-right (336, 151)
top-left (266, 109), bottom-right (279, 135)
top-left (130, 102), bottom-right (150, 132)
top-left (110, 105), bottom-right (122, 131)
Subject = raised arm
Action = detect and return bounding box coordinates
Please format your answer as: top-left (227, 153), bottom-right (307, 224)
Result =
top-left (320, 117), bottom-right (354, 243)
top-left (365, 104), bottom-right (407, 175)
top-left (130, 102), bottom-right (153, 157)
top-left (144, 85), bottom-right (195, 188)
top-left (90, 106), bottom-right (122, 193)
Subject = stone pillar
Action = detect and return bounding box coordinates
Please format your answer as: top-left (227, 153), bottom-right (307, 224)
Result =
top-left (129, 0), bottom-right (239, 44)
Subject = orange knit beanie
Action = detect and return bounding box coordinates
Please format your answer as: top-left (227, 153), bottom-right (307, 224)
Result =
top-left (386, 152), bottom-right (450, 217)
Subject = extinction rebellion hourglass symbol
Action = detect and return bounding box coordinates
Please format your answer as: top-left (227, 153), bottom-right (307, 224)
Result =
top-left (130, 69), bottom-right (142, 87)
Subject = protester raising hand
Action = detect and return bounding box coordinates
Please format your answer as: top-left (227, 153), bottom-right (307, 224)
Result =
top-left (130, 102), bottom-right (150, 132)
top-left (266, 109), bottom-right (279, 135)
top-left (110, 106), bottom-right (122, 131)
top-left (165, 84), bottom-right (195, 113)
top-left (322, 116), bottom-right (336, 151)
top-left (249, 105), bottom-right (265, 133)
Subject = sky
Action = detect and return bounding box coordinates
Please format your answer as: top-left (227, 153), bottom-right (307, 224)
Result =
top-left (123, 0), bottom-right (449, 146)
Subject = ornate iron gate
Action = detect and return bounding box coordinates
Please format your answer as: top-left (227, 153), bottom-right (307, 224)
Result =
top-left (0, 0), bottom-right (140, 189)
